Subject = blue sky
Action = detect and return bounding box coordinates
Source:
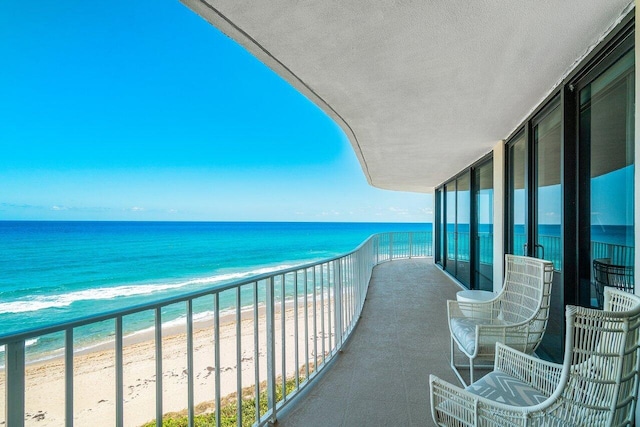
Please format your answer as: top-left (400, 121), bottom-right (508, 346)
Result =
top-left (0, 1), bottom-right (431, 222)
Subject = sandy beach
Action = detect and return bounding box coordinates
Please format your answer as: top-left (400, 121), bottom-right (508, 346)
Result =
top-left (0, 300), bottom-right (333, 427)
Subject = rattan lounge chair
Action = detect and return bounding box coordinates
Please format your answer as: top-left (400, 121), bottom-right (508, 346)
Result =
top-left (448, 254), bottom-right (554, 385)
top-left (593, 258), bottom-right (634, 308)
top-left (431, 287), bottom-right (640, 426)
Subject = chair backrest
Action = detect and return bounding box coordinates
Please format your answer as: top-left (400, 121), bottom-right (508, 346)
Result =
top-left (561, 288), bottom-right (640, 426)
top-left (593, 258), bottom-right (634, 293)
top-left (499, 255), bottom-right (554, 325)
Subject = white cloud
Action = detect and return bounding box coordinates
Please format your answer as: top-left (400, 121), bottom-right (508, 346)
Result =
top-left (51, 205), bottom-right (68, 211)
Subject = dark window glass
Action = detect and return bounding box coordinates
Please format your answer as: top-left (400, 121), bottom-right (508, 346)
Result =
top-left (474, 160), bottom-right (493, 291)
top-left (456, 172), bottom-right (471, 286)
top-left (507, 133), bottom-right (527, 255)
top-left (445, 182), bottom-right (456, 277)
top-left (580, 48), bottom-right (635, 307)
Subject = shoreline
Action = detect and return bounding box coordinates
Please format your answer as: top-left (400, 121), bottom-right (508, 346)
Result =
top-left (0, 298), bottom-right (333, 426)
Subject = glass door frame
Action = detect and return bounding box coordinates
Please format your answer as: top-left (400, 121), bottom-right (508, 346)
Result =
top-left (436, 154), bottom-right (494, 291)
top-left (571, 27), bottom-right (635, 307)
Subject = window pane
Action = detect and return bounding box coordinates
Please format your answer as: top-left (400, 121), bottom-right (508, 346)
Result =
top-left (456, 173), bottom-right (470, 287)
top-left (445, 182), bottom-right (456, 276)
top-left (535, 105), bottom-right (562, 271)
top-left (580, 48), bottom-right (635, 307)
top-left (508, 134), bottom-right (527, 255)
top-left (475, 161), bottom-right (493, 291)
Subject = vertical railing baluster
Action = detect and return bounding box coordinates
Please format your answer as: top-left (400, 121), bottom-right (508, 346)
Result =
top-left (327, 263), bottom-right (332, 353)
top-left (409, 232), bottom-right (413, 257)
top-left (281, 275), bottom-right (286, 399)
top-left (65, 329), bottom-right (74, 427)
top-left (214, 293), bottom-right (221, 427)
top-left (303, 269), bottom-right (310, 379)
top-left (253, 282), bottom-right (260, 424)
top-left (115, 317), bottom-right (124, 427)
top-left (390, 233), bottom-right (394, 260)
top-left (293, 271), bottom-right (299, 388)
top-left (186, 300), bottom-right (194, 426)
top-left (236, 287), bottom-right (242, 427)
top-left (155, 308), bottom-right (163, 427)
top-left (348, 258), bottom-right (352, 331)
top-left (320, 264), bottom-right (326, 365)
top-left (312, 266), bottom-right (318, 371)
top-left (334, 260), bottom-right (343, 348)
top-left (266, 277), bottom-right (276, 423)
top-left (6, 340), bottom-right (25, 427)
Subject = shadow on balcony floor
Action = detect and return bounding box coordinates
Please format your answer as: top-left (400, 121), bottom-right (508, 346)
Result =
top-left (277, 258), bottom-right (464, 427)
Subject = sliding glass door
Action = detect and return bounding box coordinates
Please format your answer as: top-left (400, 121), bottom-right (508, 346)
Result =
top-left (456, 172), bottom-right (471, 287)
top-left (473, 160), bottom-right (493, 291)
top-left (437, 158), bottom-right (493, 290)
top-left (506, 96), bottom-right (563, 361)
top-left (577, 39), bottom-right (635, 307)
top-left (506, 132), bottom-right (527, 256)
top-left (533, 99), bottom-right (563, 362)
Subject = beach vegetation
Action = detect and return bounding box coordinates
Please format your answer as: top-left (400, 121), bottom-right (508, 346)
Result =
top-left (141, 375), bottom-right (301, 427)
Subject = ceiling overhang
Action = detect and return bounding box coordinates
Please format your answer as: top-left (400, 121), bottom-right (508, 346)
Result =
top-left (181, 0), bottom-right (634, 193)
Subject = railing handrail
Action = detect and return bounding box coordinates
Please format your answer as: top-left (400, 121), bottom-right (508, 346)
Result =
top-left (1, 230), bottom-right (432, 427)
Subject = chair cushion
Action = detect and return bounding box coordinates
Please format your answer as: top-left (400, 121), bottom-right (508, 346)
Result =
top-left (466, 371), bottom-right (548, 406)
top-left (450, 317), bottom-right (507, 355)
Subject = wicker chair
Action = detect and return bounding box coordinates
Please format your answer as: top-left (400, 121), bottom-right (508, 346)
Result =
top-left (593, 258), bottom-right (634, 309)
top-left (431, 288), bottom-right (640, 426)
top-left (448, 254), bottom-right (554, 385)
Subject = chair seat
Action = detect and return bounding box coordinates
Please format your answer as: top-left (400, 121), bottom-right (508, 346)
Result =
top-left (465, 371), bottom-right (548, 406)
top-left (450, 317), bottom-right (508, 355)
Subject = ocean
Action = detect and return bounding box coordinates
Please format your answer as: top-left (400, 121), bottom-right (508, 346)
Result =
top-left (0, 221), bottom-right (430, 364)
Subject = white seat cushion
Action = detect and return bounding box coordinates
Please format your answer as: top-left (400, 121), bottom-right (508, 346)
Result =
top-left (450, 317), bottom-right (507, 355)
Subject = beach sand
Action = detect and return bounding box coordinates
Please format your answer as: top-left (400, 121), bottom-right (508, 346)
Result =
top-left (0, 300), bottom-right (334, 427)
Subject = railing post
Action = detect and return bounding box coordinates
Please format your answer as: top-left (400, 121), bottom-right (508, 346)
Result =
top-left (334, 260), bottom-right (343, 347)
top-left (214, 293), bottom-right (221, 427)
top-left (266, 277), bottom-right (277, 422)
top-left (409, 232), bottom-right (413, 258)
top-left (154, 308), bottom-right (163, 427)
top-left (186, 300), bottom-right (194, 426)
top-left (6, 340), bottom-right (25, 427)
top-left (389, 233), bottom-right (394, 260)
top-left (65, 329), bottom-right (74, 427)
top-left (115, 317), bottom-right (123, 427)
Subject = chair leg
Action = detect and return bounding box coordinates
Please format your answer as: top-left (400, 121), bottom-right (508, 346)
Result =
top-left (450, 336), bottom-right (469, 387)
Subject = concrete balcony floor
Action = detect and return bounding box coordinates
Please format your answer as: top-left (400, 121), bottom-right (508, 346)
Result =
top-left (278, 258), bottom-right (466, 427)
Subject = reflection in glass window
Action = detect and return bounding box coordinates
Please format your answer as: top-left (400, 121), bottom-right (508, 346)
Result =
top-left (457, 173), bottom-right (470, 287)
top-left (580, 48), bottom-right (634, 305)
top-left (475, 161), bottom-right (493, 291)
top-left (508, 133), bottom-right (527, 256)
top-left (535, 105), bottom-right (562, 270)
top-left (445, 182), bottom-right (456, 277)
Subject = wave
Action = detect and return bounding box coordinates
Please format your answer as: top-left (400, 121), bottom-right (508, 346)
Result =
top-left (0, 264), bottom-right (296, 315)
top-left (0, 338), bottom-right (38, 354)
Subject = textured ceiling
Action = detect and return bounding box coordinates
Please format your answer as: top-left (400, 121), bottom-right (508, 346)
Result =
top-left (181, 0), bottom-right (634, 193)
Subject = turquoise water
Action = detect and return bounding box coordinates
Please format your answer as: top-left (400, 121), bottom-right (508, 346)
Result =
top-left (0, 221), bottom-right (430, 363)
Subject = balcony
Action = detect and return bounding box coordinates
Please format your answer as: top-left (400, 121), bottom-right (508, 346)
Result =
top-left (2, 232), bottom-right (465, 427)
top-left (277, 257), bottom-right (461, 427)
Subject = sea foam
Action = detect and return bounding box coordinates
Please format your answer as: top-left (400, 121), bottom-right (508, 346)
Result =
top-left (0, 264), bottom-right (295, 314)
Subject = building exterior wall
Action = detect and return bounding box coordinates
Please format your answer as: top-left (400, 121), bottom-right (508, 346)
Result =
top-left (492, 140), bottom-right (505, 291)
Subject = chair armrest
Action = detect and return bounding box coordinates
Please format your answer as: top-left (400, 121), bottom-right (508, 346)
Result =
top-left (430, 374), bottom-right (477, 426)
top-left (430, 373), bottom-right (538, 426)
top-left (430, 370), bottom-right (561, 426)
top-left (447, 299), bottom-right (500, 320)
top-left (494, 342), bottom-right (562, 397)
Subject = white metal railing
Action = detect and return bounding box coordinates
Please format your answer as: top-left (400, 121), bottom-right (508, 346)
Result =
top-left (0, 231), bottom-right (432, 427)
